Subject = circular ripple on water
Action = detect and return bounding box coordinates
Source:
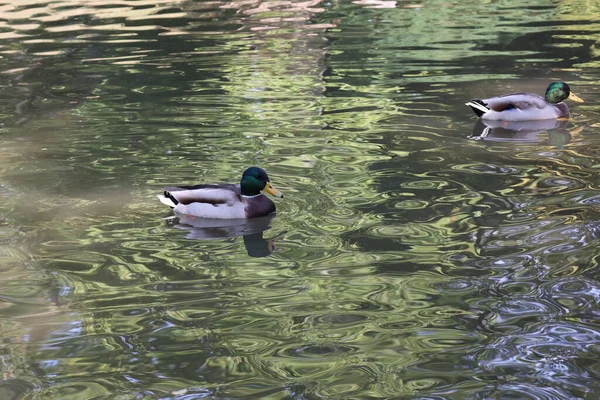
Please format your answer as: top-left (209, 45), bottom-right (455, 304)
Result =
top-left (414, 306), bottom-right (471, 320)
top-left (527, 223), bottom-right (588, 247)
top-left (433, 278), bottom-right (482, 294)
top-left (580, 194), bottom-right (600, 205)
top-left (34, 381), bottom-right (119, 400)
top-left (226, 335), bottom-right (285, 354)
top-left (543, 277), bottom-right (600, 310)
top-left (326, 205), bottom-right (361, 218)
top-left (277, 343), bottom-right (360, 359)
top-left (260, 296), bottom-right (394, 321)
top-left (468, 255), bottom-right (534, 270)
top-left (504, 210), bottom-right (539, 223)
top-left (313, 365), bottom-right (376, 398)
top-left (477, 383), bottom-right (580, 399)
top-left (314, 313), bottom-right (370, 327)
top-left (494, 280), bottom-right (539, 296)
top-left (404, 328), bottom-right (485, 351)
top-left (404, 378), bottom-right (447, 393)
top-left (537, 176), bottom-right (585, 190)
top-left (120, 239), bottom-right (182, 251)
top-left (467, 297), bottom-right (565, 333)
top-left (379, 318), bottom-right (427, 331)
top-left (452, 163), bottom-right (519, 175)
top-left (494, 298), bottom-right (564, 321)
top-left (477, 322), bottom-right (600, 377)
top-left (394, 199), bottom-right (430, 210)
top-left (543, 242), bottom-right (580, 254)
top-left (363, 223), bottom-right (447, 246)
top-left (400, 180), bottom-right (450, 190)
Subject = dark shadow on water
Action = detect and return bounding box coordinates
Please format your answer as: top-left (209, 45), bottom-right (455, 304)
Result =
top-left (468, 118), bottom-right (572, 145)
top-left (166, 214), bottom-right (283, 257)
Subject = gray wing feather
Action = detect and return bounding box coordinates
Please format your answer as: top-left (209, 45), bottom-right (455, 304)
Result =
top-left (164, 183), bottom-right (240, 193)
top-left (483, 93), bottom-right (549, 111)
top-left (164, 184), bottom-right (241, 206)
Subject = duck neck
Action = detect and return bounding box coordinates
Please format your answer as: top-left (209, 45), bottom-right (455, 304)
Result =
top-left (555, 102), bottom-right (569, 118)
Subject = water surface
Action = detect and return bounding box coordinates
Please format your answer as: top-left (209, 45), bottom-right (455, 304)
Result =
top-left (1, 0), bottom-right (600, 398)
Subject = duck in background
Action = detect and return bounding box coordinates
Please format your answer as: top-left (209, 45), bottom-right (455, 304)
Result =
top-left (466, 81), bottom-right (583, 121)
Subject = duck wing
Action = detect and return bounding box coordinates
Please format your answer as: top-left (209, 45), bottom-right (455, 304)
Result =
top-left (164, 184), bottom-right (241, 206)
top-left (164, 183), bottom-right (240, 192)
top-left (482, 93), bottom-right (549, 112)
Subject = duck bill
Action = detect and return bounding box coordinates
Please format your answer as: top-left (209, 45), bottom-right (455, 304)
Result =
top-left (264, 183), bottom-right (283, 198)
top-left (568, 92), bottom-right (584, 103)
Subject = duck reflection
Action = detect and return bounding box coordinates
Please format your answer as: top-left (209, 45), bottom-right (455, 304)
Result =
top-left (166, 214), bottom-right (283, 257)
top-left (468, 119), bottom-right (572, 144)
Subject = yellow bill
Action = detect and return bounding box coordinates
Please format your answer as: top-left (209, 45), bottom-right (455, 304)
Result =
top-left (264, 183), bottom-right (283, 198)
top-left (568, 92), bottom-right (584, 103)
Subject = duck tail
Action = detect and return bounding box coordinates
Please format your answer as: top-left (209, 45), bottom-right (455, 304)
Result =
top-left (465, 100), bottom-right (489, 117)
top-left (157, 191), bottom-right (179, 208)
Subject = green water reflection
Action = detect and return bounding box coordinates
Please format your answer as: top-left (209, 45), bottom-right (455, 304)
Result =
top-left (1, 0), bottom-right (600, 398)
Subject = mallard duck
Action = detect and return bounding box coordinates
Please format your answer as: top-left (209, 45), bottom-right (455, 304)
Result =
top-left (465, 81), bottom-right (583, 121)
top-left (157, 167), bottom-right (283, 219)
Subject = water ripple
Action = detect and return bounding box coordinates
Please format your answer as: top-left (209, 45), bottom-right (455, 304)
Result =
top-left (0, 0), bottom-right (600, 399)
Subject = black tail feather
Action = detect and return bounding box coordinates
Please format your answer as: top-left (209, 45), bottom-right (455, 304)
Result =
top-left (467, 100), bottom-right (488, 117)
top-left (164, 191), bottom-right (179, 207)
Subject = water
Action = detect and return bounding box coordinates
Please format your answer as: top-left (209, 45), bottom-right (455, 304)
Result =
top-left (1, 0), bottom-right (600, 398)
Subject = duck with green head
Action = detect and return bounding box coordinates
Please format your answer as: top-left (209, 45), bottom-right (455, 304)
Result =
top-left (157, 167), bottom-right (283, 219)
top-left (466, 81), bottom-right (584, 121)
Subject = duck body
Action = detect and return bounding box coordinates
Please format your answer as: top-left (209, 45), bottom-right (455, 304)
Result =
top-left (466, 81), bottom-right (583, 121)
top-left (157, 167), bottom-right (282, 219)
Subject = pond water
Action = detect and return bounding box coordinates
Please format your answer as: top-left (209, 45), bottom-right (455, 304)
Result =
top-left (1, 0), bottom-right (600, 398)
